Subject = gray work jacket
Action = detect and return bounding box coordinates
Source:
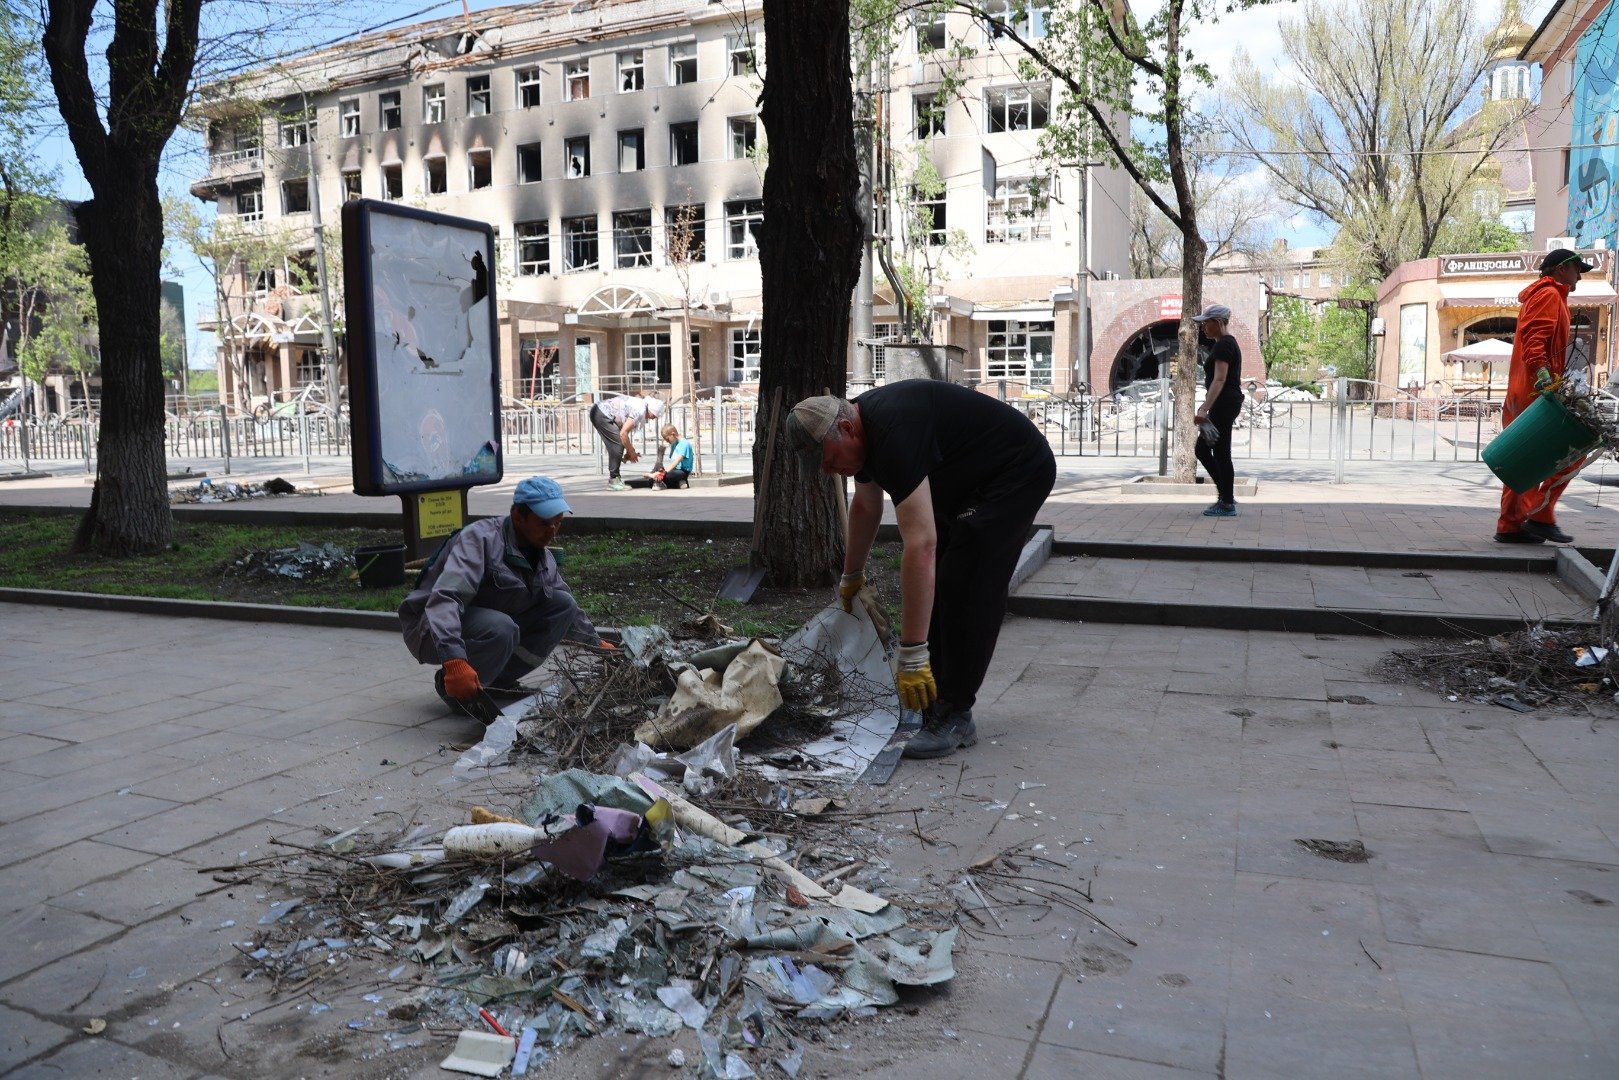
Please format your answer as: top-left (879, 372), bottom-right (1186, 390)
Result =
top-left (398, 515), bottom-right (596, 662)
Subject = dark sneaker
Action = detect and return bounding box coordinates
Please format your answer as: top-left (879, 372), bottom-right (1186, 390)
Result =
top-left (903, 706), bottom-right (978, 759)
top-left (1494, 530), bottom-right (1546, 544)
top-left (1519, 520), bottom-right (1573, 544)
top-left (1203, 502), bottom-right (1237, 517)
top-left (434, 669), bottom-right (501, 724)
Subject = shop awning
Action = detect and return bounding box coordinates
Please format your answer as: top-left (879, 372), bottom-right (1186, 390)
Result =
top-left (1441, 337), bottom-right (1514, 365)
top-left (1438, 279), bottom-right (1619, 309)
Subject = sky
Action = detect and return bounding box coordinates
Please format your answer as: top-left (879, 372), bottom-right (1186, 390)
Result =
top-left (30, 0), bottom-right (1534, 368)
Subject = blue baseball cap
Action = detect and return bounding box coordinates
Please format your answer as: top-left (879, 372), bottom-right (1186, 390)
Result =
top-left (513, 476), bottom-right (571, 519)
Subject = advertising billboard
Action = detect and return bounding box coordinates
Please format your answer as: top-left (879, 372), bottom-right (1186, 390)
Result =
top-left (341, 200), bottom-right (503, 497)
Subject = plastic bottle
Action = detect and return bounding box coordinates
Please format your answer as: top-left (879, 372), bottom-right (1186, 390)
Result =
top-left (442, 822), bottom-right (545, 858)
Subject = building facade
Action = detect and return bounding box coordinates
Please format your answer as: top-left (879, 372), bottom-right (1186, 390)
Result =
top-left (1522, 0), bottom-right (1618, 250)
top-left (188, 0), bottom-right (1129, 408)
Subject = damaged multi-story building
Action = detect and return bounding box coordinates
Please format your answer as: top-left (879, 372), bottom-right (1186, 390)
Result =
top-left (187, 0), bottom-right (1129, 407)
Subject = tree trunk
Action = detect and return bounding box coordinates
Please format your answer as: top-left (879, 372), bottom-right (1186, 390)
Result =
top-left (1173, 233), bottom-right (1206, 482)
top-left (70, 189), bottom-right (172, 554)
top-left (755, 1), bottom-right (864, 588)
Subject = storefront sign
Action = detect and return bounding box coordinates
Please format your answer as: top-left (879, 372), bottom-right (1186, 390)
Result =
top-left (1159, 296), bottom-right (1182, 320)
top-left (1439, 250), bottom-right (1609, 277)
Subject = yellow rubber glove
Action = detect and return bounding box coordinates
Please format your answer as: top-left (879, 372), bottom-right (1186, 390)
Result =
top-left (894, 642), bottom-right (937, 711)
top-left (837, 571), bottom-right (865, 614)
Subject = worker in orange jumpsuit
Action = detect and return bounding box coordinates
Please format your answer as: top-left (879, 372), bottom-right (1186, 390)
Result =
top-left (1496, 248), bottom-right (1594, 544)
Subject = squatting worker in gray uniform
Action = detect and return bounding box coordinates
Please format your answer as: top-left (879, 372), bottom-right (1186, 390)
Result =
top-left (787, 380), bottom-right (1056, 759)
top-left (399, 476), bottom-right (611, 720)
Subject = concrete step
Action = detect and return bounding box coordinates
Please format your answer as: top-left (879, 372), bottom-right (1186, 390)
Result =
top-left (1010, 555), bottom-right (1594, 637)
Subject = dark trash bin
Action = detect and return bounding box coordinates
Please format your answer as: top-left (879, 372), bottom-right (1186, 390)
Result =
top-left (355, 542), bottom-right (407, 588)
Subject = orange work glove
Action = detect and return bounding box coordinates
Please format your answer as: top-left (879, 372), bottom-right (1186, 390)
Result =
top-left (441, 658), bottom-right (481, 700)
top-left (597, 639), bottom-right (617, 651)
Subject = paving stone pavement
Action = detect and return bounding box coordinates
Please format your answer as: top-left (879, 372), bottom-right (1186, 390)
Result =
top-left (1, 607), bottom-right (1616, 1078)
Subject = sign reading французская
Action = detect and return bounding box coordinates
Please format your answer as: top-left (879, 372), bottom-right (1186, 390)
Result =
top-left (1439, 250), bottom-right (1610, 277)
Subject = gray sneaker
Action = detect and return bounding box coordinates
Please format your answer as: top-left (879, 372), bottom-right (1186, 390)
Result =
top-left (903, 705), bottom-right (978, 759)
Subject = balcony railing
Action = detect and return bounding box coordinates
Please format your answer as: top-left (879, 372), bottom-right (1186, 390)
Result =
top-left (210, 146), bottom-right (262, 168)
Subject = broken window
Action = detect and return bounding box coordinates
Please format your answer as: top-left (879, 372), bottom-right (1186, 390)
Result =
top-left (664, 204), bottom-right (706, 263)
top-left (467, 75), bottom-right (491, 116)
top-left (424, 83), bottom-right (445, 124)
top-left (915, 10), bottom-right (947, 51)
top-left (517, 66), bottom-right (542, 108)
top-left (614, 209), bottom-right (653, 268)
top-left (564, 59), bottom-right (590, 101)
top-left (425, 156), bottom-right (447, 195)
top-left (517, 143), bottom-right (543, 183)
top-left (618, 129), bottom-right (644, 172)
top-left (724, 199), bottom-right (763, 260)
top-left (342, 170), bottom-right (362, 200)
top-left (563, 215), bottom-right (599, 273)
top-left (236, 184), bottom-right (263, 222)
top-left (985, 176), bottom-right (1049, 242)
top-left (915, 92), bottom-right (946, 139)
top-left (984, 84), bottom-right (1049, 132)
top-left (516, 220), bottom-right (550, 276)
top-left (986, 318), bottom-right (1054, 385)
top-left (339, 98), bottom-right (360, 137)
top-left (625, 331), bottom-right (670, 383)
top-left (468, 149), bottom-right (492, 190)
top-left (670, 121), bottom-right (699, 167)
top-left (729, 327), bottom-right (761, 381)
top-left (983, 0), bottom-right (1050, 39)
top-left (912, 184), bottom-right (947, 244)
top-left (565, 136), bottom-right (590, 178)
top-left (380, 91), bottom-right (401, 130)
top-left (278, 108), bottom-right (314, 147)
top-left (281, 177), bottom-right (310, 214)
top-left (251, 266), bottom-right (277, 293)
top-left (382, 163), bottom-right (402, 200)
top-left (729, 116), bottom-right (757, 160)
top-left (728, 33), bottom-right (760, 77)
top-left (294, 346), bottom-right (323, 384)
top-left (618, 49), bottom-right (644, 92)
top-left (670, 40), bottom-right (697, 84)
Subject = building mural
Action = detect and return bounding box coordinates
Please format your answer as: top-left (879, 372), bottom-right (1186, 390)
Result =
top-left (1570, 8), bottom-right (1619, 246)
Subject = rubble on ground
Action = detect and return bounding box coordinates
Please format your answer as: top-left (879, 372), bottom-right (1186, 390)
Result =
top-left (170, 477), bottom-right (314, 503)
top-left (217, 606), bottom-right (1128, 1074)
top-left (1379, 625), bottom-right (1619, 715)
top-left (231, 541), bottom-right (353, 581)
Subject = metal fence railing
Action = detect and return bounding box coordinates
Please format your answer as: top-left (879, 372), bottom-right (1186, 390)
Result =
top-left (1, 378), bottom-right (1585, 483)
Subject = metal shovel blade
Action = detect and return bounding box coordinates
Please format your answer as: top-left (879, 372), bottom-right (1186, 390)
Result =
top-left (716, 564), bottom-right (767, 603)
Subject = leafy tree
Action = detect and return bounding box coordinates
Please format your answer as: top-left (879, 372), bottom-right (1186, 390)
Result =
top-left (166, 195), bottom-right (303, 416)
top-left (44, 0), bottom-right (204, 554)
top-left (0, 6), bottom-right (57, 386)
top-left (1317, 297), bottom-right (1370, 381)
top-left (1262, 295), bottom-right (1315, 380)
top-left (1225, 0), bottom-right (1515, 283)
top-left (892, 151), bottom-right (974, 340)
top-left (1130, 153), bottom-right (1281, 279)
top-left (963, 0), bottom-right (1264, 480)
top-left (1434, 213), bottom-right (1522, 256)
top-left (755, 0), bottom-right (865, 587)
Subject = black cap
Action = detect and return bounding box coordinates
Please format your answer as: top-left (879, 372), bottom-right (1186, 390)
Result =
top-left (1542, 248), bottom-right (1596, 273)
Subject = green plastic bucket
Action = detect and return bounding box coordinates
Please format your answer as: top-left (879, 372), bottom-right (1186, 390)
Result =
top-left (1482, 393), bottom-right (1601, 492)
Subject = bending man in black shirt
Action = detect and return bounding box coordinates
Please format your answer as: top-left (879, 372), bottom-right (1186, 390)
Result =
top-left (786, 381), bottom-right (1056, 758)
top-left (1191, 303), bottom-right (1244, 517)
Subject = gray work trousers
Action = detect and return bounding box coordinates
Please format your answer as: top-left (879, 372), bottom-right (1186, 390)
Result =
top-left (411, 591), bottom-right (580, 688)
top-left (590, 405), bottom-right (627, 478)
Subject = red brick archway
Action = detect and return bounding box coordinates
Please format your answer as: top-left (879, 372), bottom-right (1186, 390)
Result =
top-left (1090, 292), bottom-right (1261, 393)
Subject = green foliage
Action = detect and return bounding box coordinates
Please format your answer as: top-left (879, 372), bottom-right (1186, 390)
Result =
top-left (1264, 291), bottom-right (1371, 382)
top-left (1434, 214), bottom-right (1522, 256)
top-left (0, 6), bottom-right (55, 272)
top-left (12, 223), bottom-right (96, 384)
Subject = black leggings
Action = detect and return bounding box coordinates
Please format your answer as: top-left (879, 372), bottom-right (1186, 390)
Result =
top-left (1194, 399), bottom-right (1241, 504)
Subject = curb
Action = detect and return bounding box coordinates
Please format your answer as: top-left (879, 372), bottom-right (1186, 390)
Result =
top-left (1052, 539), bottom-right (1560, 573)
top-left (1005, 593), bottom-right (1593, 638)
top-left (0, 588), bottom-right (400, 632)
top-left (1557, 547), bottom-right (1606, 603)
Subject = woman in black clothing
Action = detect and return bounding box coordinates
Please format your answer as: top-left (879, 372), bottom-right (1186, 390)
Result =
top-left (1191, 304), bottom-right (1243, 517)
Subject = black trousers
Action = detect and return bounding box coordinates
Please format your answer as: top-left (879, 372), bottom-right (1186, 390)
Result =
top-left (929, 442), bottom-right (1057, 712)
top-left (1194, 398), bottom-right (1241, 504)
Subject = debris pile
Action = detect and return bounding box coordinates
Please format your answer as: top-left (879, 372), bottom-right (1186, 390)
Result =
top-left (231, 542), bottom-right (353, 582)
top-left (1380, 626), bottom-right (1619, 714)
top-left (170, 477), bottom-right (313, 503)
top-left (230, 763), bottom-right (955, 1076)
